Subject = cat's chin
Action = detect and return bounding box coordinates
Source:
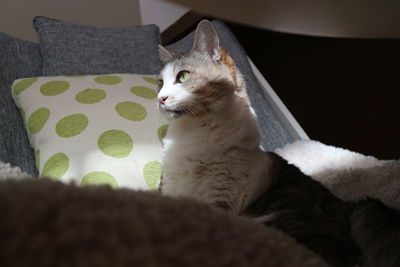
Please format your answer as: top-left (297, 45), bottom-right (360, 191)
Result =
top-left (162, 107), bottom-right (188, 119)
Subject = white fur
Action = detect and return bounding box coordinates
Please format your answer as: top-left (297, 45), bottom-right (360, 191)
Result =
top-left (157, 24), bottom-right (275, 214)
top-left (0, 162), bottom-right (32, 180)
top-left (275, 140), bottom-right (389, 180)
top-left (161, 94), bottom-right (273, 215)
top-left (275, 140), bottom-right (400, 209)
top-left (158, 65), bottom-right (194, 110)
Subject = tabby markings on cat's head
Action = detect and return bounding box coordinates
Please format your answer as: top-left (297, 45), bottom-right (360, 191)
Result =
top-left (157, 20), bottom-right (244, 119)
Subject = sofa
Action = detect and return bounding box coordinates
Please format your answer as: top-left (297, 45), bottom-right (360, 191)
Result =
top-left (0, 17), bottom-right (331, 267)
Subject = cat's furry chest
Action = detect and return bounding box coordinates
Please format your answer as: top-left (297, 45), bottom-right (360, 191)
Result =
top-left (161, 122), bottom-right (236, 185)
top-left (160, 116), bottom-right (271, 213)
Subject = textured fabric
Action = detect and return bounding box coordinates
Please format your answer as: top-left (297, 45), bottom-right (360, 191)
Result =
top-left (0, 161), bottom-right (32, 180)
top-left (33, 16), bottom-right (163, 76)
top-left (0, 178), bottom-right (329, 267)
top-left (276, 140), bottom-right (400, 209)
top-left (0, 32), bottom-right (42, 175)
top-left (166, 21), bottom-right (295, 151)
top-left (11, 74), bottom-right (167, 189)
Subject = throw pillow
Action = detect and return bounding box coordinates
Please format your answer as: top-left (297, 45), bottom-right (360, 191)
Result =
top-left (33, 16), bottom-right (163, 76)
top-left (12, 73), bottom-right (167, 190)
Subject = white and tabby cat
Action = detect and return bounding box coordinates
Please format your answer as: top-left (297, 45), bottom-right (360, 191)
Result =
top-left (157, 20), bottom-right (400, 267)
top-left (157, 20), bottom-right (277, 215)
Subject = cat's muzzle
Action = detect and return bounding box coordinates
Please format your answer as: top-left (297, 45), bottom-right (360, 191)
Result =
top-left (160, 105), bottom-right (188, 118)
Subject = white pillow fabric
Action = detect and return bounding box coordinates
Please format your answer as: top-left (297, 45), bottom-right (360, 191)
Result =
top-left (12, 74), bottom-right (167, 190)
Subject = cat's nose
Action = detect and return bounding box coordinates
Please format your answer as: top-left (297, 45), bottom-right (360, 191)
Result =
top-left (159, 96), bottom-right (168, 104)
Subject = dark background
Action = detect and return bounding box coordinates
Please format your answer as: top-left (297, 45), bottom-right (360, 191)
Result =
top-left (227, 22), bottom-right (400, 160)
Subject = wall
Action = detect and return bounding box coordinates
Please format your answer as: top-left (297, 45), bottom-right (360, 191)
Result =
top-left (139, 0), bottom-right (188, 32)
top-left (0, 0), bottom-right (141, 42)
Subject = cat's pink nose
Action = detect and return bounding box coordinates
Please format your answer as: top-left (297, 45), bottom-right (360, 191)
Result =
top-left (159, 96), bottom-right (168, 104)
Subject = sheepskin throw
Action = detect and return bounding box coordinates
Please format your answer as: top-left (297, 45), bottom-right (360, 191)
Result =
top-left (276, 140), bottom-right (400, 209)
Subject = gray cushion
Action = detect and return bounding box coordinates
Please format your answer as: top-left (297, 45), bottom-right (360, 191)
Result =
top-left (33, 16), bottom-right (163, 76)
top-left (166, 21), bottom-right (295, 151)
top-left (0, 32), bottom-right (42, 175)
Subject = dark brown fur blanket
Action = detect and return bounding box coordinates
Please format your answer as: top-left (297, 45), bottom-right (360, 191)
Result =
top-left (0, 178), bottom-right (328, 267)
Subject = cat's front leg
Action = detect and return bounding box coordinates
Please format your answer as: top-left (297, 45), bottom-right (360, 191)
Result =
top-left (212, 200), bottom-right (233, 212)
top-left (209, 192), bottom-right (244, 215)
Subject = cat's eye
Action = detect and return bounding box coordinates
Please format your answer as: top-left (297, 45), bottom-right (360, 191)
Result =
top-left (176, 71), bottom-right (190, 83)
top-left (158, 79), bottom-right (164, 89)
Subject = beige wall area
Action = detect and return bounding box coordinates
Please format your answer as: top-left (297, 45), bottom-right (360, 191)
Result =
top-left (0, 0), bottom-right (142, 42)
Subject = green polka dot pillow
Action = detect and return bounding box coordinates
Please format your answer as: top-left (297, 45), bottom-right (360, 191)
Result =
top-left (12, 74), bottom-right (168, 190)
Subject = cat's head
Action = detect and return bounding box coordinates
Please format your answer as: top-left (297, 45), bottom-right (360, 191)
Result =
top-left (157, 20), bottom-right (245, 119)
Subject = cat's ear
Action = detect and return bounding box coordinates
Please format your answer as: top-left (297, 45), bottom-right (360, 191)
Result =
top-left (192, 20), bottom-right (220, 61)
top-left (158, 45), bottom-right (175, 63)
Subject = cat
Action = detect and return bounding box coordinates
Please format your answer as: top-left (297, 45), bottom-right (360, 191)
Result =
top-left (156, 20), bottom-right (400, 267)
top-left (157, 20), bottom-right (275, 215)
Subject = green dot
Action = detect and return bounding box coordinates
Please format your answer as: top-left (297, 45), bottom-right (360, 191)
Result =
top-left (76, 88), bottom-right (106, 104)
top-left (130, 86), bottom-right (157, 99)
top-left (143, 76), bottom-right (159, 86)
top-left (94, 75), bottom-right (121, 85)
top-left (40, 81), bottom-right (70, 96)
top-left (157, 124), bottom-right (169, 141)
top-left (13, 78), bottom-right (37, 95)
top-left (115, 101), bottom-right (147, 121)
top-left (98, 130), bottom-right (133, 158)
top-left (143, 161), bottom-right (161, 190)
top-left (41, 153), bottom-right (69, 179)
top-left (81, 171), bottom-right (118, 188)
top-left (28, 107), bottom-right (50, 134)
top-left (56, 114), bottom-right (88, 138)
top-left (35, 149), bottom-right (40, 170)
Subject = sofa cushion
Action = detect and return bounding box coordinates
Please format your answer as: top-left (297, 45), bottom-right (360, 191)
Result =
top-left (33, 16), bottom-right (163, 76)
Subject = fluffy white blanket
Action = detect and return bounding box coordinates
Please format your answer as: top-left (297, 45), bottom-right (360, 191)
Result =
top-left (276, 140), bottom-right (400, 209)
top-left (0, 162), bottom-right (31, 180)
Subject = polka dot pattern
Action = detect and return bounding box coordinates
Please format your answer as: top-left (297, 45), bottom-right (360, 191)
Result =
top-left (42, 152), bottom-right (69, 179)
top-left (131, 86), bottom-right (157, 99)
top-left (142, 76), bottom-right (159, 86)
top-left (13, 78), bottom-right (37, 95)
top-left (98, 130), bottom-right (133, 158)
top-left (94, 75), bottom-right (122, 85)
top-left (56, 114), bottom-right (88, 138)
top-left (28, 107), bottom-right (50, 134)
top-left (11, 74), bottom-right (167, 189)
top-left (157, 124), bottom-right (169, 142)
top-left (143, 161), bottom-right (161, 190)
top-left (115, 101), bottom-right (147, 121)
top-left (81, 171), bottom-right (118, 188)
top-left (40, 81), bottom-right (70, 96)
top-left (76, 88), bottom-right (106, 104)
